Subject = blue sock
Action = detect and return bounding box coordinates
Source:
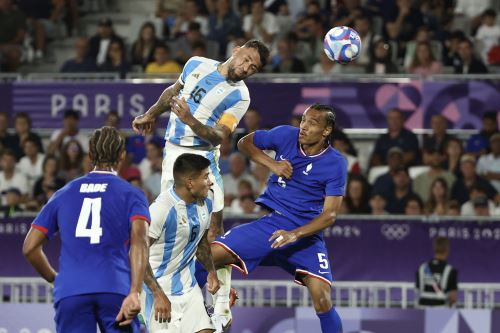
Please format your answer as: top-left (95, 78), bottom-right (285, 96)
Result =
top-left (317, 307), bottom-right (342, 333)
top-left (194, 260), bottom-right (208, 288)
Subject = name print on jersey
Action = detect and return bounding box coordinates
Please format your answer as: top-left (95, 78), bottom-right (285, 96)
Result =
top-left (80, 183), bottom-right (108, 193)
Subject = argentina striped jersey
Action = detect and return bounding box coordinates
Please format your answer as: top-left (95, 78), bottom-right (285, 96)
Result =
top-left (148, 187), bottom-right (213, 296)
top-left (166, 56), bottom-right (250, 147)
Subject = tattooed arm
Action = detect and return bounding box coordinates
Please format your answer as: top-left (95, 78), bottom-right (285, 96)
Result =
top-left (132, 80), bottom-right (183, 135)
top-left (196, 230), bottom-right (220, 294)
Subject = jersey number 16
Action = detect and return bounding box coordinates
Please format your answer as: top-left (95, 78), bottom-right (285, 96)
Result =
top-left (75, 198), bottom-right (103, 244)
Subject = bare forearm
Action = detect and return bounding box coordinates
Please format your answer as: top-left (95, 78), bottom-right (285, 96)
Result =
top-left (293, 211), bottom-right (336, 239)
top-left (144, 261), bottom-right (163, 294)
top-left (238, 134), bottom-right (275, 169)
top-left (129, 222), bottom-right (148, 294)
top-left (185, 118), bottom-right (226, 146)
top-left (25, 250), bottom-right (57, 283)
top-left (196, 237), bottom-right (216, 273)
top-left (146, 82), bottom-right (182, 118)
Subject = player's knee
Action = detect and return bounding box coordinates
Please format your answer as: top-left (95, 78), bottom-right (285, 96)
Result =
top-left (312, 289), bottom-right (332, 313)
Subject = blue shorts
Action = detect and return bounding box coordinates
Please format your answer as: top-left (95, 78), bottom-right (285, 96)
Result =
top-left (214, 212), bottom-right (333, 286)
top-left (55, 293), bottom-right (140, 333)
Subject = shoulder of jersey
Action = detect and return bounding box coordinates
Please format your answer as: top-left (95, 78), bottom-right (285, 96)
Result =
top-left (325, 146), bottom-right (348, 165)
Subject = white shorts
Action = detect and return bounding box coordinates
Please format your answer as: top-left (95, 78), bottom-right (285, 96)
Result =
top-left (161, 141), bottom-right (224, 212)
top-left (141, 284), bottom-right (214, 333)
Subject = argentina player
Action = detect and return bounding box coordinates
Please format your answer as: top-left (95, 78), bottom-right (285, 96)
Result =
top-left (23, 127), bottom-right (150, 332)
top-left (197, 104), bottom-right (346, 332)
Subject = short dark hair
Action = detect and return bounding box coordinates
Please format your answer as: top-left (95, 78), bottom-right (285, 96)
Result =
top-left (433, 236), bottom-right (449, 255)
top-left (89, 126), bottom-right (125, 166)
top-left (406, 194), bottom-right (424, 209)
top-left (242, 39), bottom-right (270, 68)
top-left (2, 149), bottom-right (17, 160)
top-left (155, 43), bottom-right (170, 53)
top-left (310, 103), bottom-right (336, 145)
top-left (483, 8), bottom-right (497, 18)
top-left (483, 111), bottom-right (498, 121)
top-left (173, 154), bottom-right (211, 183)
top-left (64, 109), bottom-right (80, 120)
top-left (14, 112), bottom-right (32, 126)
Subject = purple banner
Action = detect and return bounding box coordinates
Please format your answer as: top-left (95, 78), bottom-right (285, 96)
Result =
top-left (3, 218), bottom-right (500, 283)
top-left (4, 80), bottom-right (500, 130)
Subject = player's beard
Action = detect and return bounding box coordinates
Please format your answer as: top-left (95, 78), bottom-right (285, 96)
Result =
top-left (227, 66), bottom-right (244, 82)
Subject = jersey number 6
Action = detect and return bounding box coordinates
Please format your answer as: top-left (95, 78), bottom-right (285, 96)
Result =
top-left (189, 225), bottom-right (200, 242)
top-left (75, 198), bottom-right (103, 244)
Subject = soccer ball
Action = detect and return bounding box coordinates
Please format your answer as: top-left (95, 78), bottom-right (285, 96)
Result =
top-left (323, 26), bottom-right (362, 64)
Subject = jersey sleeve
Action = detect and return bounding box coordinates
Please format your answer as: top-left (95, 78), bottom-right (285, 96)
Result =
top-left (204, 191), bottom-right (214, 230)
top-left (128, 188), bottom-right (151, 227)
top-left (253, 125), bottom-right (293, 151)
top-left (31, 193), bottom-right (60, 239)
top-left (325, 156), bottom-right (348, 196)
top-left (445, 268), bottom-right (458, 292)
top-left (178, 56), bottom-right (203, 85)
top-left (217, 88), bottom-right (250, 132)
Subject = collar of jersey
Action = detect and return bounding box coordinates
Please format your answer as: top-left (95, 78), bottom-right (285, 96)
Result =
top-left (169, 186), bottom-right (200, 206)
top-left (90, 170), bottom-right (118, 176)
top-left (298, 144), bottom-right (331, 158)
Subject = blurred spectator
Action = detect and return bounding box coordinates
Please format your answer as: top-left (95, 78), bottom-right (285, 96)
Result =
top-left (475, 9), bottom-right (500, 64)
top-left (18, 0), bottom-right (64, 60)
top-left (100, 40), bottom-right (130, 79)
top-left (18, 137), bottom-right (45, 192)
top-left (312, 52), bottom-right (341, 75)
top-left (272, 37), bottom-right (306, 73)
top-left (476, 133), bottom-right (500, 193)
top-left (219, 135), bottom-right (232, 175)
top-left (413, 148), bottom-right (455, 203)
top-left (333, 134), bottom-right (360, 174)
top-left (454, 38), bottom-right (488, 74)
top-left (274, 2), bottom-right (293, 34)
top-left (222, 152), bottom-right (257, 206)
top-left (384, 167), bottom-right (416, 214)
top-left (104, 111), bottom-right (120, 129)
top-left (48, 110), bottom-right (89, 154)
top-left (294, 14), bottom-right (324, 68)
top-left (451, 154), bottom-right (497, 205)
top-left (403, 26), bottom-right (432, 69)
top-left (89, 17), bottom-right (125, 67)
top-left (465, 111), bottom-right (498, 155)
top-left (208, 0), bottom-right (241, 57)
top-left (0, 150), bottom-right (29, 199)
top-left (460, 185), bottom-right (498, 216)
top-left (11, 112), bottom-right (44, 159)
top-left (60, 37), bottom-right (97, 72)
top-left (58, 139), bottom-right (84, 182)
top-left (171, 0), bottom-right (208, 37)
top-left (243, 0), bottom-right (279, 48)
top-left (138, 141), bottom-right (163, 181)
top-left (423, 115), bottom-right (453, 164)
top-left (344, 174), bottom-right (371, 214)
top-left (331, 0), bottom-right (365, 28)
top-left (82, 154), bottom-right (92, 174)
top-left (443, 30), bottom-right (465, 67)
top-left (191, 41), bottom-right (208, 57)
top-left (0, 187), bottom-right (24, 218)
top-left (366, 38), bottom-right (399, 74)
top-left (238, 195), bottom-right (261, 214)
top-left (131, 22), bottom-right (163, 69)
top-left (354, 15), bottom-right (379, 66)
top-left (370, 108), bottom-right (420, 167)
top-left (472, 195), bottom-right (493, 216)
top-left (407, 41), bottom-right (443, 76)
top-left (234, 107), bottom-right (261, 147)
top-left (145, 44), bottom-right (182, 74)
top-left (124, 170), bottom-right (153, 203)
top-left (416, 237), bottom-right (457, 307)
top-left (0, 0), bottom-right (26, 71)
top-left (447, 200), bottom-right (461, 216)
top-left (405, 194), bottom-right (424, 215)
top-left (0, 113), bottom-right (15, 154)
top-left (385, 0), bottom-right (424, 54)
top-left (372, 147), bottom-right (405, 197)
top-left (155, 0), bottom-right (183, 38)
top-left (32, 155), bottom-right (65, 205)
top-left (289, 114), bottom-right (302, 128)
top-left (125, 126), bottom-right (164, 165)
top-left (332, 127), bottom-right (358, 157)
top-left (444, 137), bottom-right (464, 178)
top-left (369, 192), bottom-right (387, 215)
top-left (418, 0), bottom-right (440, 33)
top-left (227, 179), bottom-right (256, 213)
top-left (143, 153), bottom-right (162, 198)
top-left (425, 177), bottom-right (451, 215)
top-left (251, 162), bottom-right (270, 195)
top-left (175, 22), bottom-right (213, 64)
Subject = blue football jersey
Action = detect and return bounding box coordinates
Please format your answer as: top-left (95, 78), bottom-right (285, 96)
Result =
top-left (253, 125), bottom-right (347, 227)
top-left (32, 171), bottom-right (151, 303)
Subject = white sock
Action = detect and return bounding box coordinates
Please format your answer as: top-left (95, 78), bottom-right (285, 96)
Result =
top-left (213, 266), bottom-right (232, 316)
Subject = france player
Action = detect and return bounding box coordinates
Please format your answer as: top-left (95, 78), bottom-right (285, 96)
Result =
top-left (141, 154), bottom-right (220, 333)
top-left (198, 104), bottom-right (346, 332)
top-left (22, 126), bottom-right (150, 332)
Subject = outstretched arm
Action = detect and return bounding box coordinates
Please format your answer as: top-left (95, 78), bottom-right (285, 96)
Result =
top-left (196, 230), bottom-right (220, 294)
top-left (22, 227), bottom-right (57, 283)
top-left (132, 80), bottom-right (183, 135)
top-left (238, 132), bottom-right (293, 179)
top-left (270, 196), bottom-right (343, 248)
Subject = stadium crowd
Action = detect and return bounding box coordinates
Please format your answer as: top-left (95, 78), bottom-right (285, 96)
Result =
top-left (0, 106), bottom-right (498, 218)
top-left (1, 0), bottom-right (500, 75)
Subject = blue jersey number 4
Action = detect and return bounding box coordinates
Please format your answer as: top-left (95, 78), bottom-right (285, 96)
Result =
top-left (75, 198), bottom-right (103, 244)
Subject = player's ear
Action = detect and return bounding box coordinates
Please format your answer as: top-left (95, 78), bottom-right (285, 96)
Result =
top-left (232, 46), bottom-right (242, 56)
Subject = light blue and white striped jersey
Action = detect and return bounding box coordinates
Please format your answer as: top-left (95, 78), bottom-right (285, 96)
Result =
top-left (166, 56), bottom-right (250, 147)
top-left (148, 186), bottom-right (213, 296)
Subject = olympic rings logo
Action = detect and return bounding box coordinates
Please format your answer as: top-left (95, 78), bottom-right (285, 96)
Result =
top-left (380, 224), bottom-right (410, 240)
